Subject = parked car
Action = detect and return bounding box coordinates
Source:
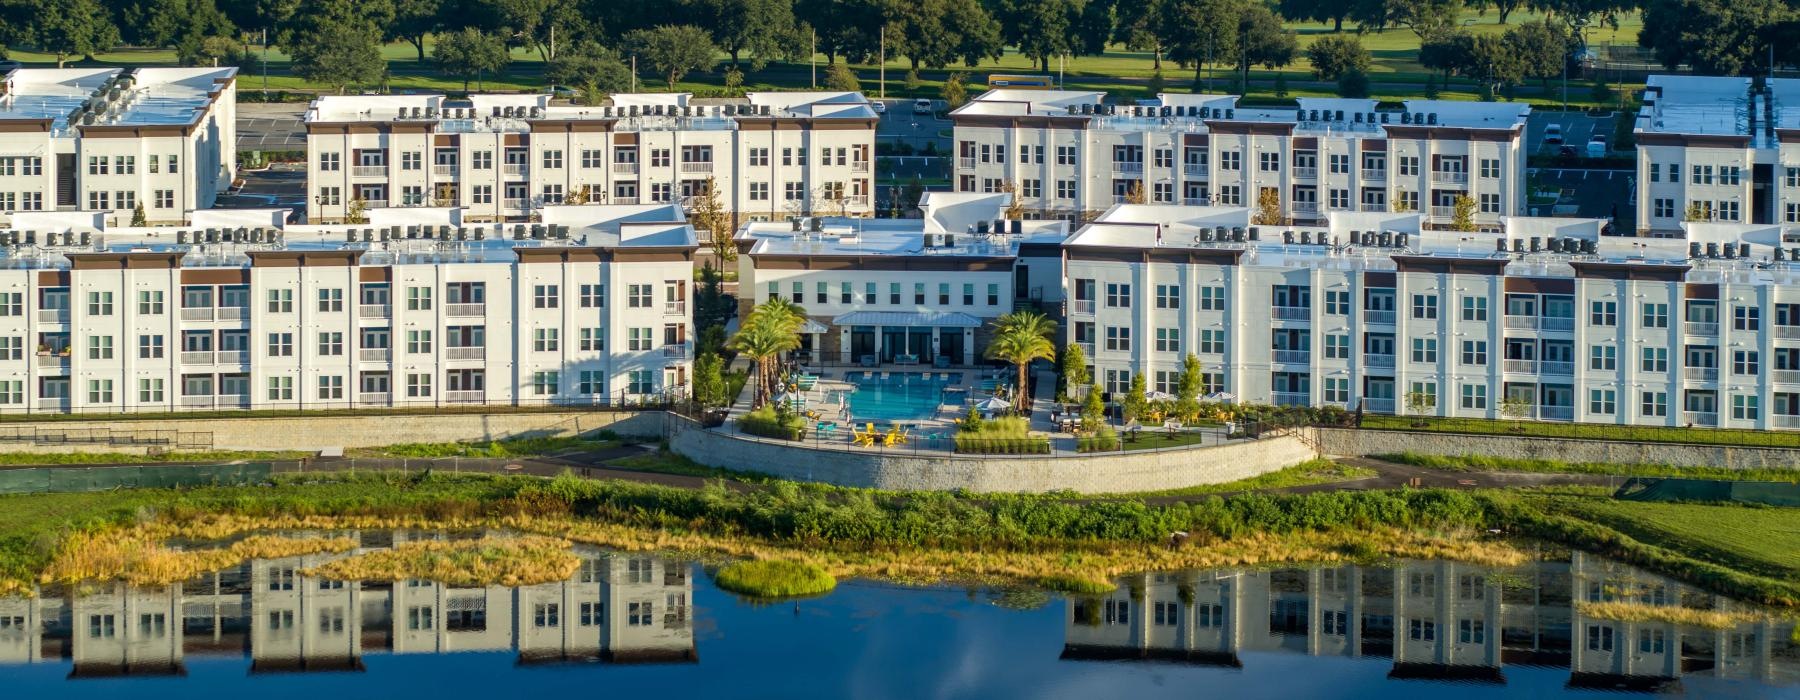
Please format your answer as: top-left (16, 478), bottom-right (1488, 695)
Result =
top-left (1542, 123), bottom-right (1564, 145)
top-left (1587, 135), bottom-right (1608, 158)
top-left (871, 101), bottom-right (886, 114)
top-left (913, 98), bottom-right (933, 114)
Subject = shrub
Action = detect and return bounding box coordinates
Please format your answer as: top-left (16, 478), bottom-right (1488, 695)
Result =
top-left (737, 404), bottom-right (807, 440)
top-left (1076, 425), bottom-right (1119, 453)
top-left (714, 559), bottom-right (836, 598)
top-left (954, 415), bottom-right (1050, 454)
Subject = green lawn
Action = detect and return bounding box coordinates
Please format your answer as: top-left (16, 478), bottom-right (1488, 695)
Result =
top-left (1382, 452), bottom-right (1800, 483)
top-left (10, 9), bottom-right (1646, 107)
top-left (0, 449), bottom-right (308, 466)
top-left (1121, 429), bottom-right (1215, 451)
top-left (1537, 495), bottom-right (1800, 579)
top-left (1362, 414), bottom-right (1800, 449)
top-left (1096, 458), bottom-right (1377, 497)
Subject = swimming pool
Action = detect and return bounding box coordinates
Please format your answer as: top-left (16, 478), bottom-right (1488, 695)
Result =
top-left (834, 372), bottom-right (964, 422)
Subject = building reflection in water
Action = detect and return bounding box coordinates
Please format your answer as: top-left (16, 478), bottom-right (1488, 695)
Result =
top-left (1062, 552), bottom-right (1799, 692)
top-left (0, 531), bottom-right (695, 678)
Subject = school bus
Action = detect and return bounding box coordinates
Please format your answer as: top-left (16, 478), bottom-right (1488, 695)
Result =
top-left (985, 74), bottom-right (1055, 89)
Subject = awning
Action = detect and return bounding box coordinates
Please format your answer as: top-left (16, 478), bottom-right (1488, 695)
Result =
top-left (799, 318), bottom-right (831, 334)
top-left (831, 311), bottom-right (985, 328)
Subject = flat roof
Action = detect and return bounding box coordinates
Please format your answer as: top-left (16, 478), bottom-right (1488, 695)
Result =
top-left (307, 91), bottom-right (876, 129)
top-left (954, 90), bottom-right (1528, 134)
top-left (1639, 75), bottom-right (1755, 137)
top-left (739, 192), bottom-right (1068, 258)
top-left (0, 67), bottom-right (232, 133)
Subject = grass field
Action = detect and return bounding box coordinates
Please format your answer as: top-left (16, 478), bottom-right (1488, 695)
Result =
top-left (1100, 458), bottom-right (1377, 498)
top-left (1362, 414), bottom-right (1800, 448)
top-left (1534, 494), bottom-right (1800, 580)
top-left (3, 8), bottom-right (1646, 106)
top-left (1382, 452), bottom-right (1800, 483)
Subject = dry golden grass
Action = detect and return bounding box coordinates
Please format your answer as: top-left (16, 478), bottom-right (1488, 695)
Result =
top-left (1576, 601), bottom-right (1765, 630)
top-left (301, 535), bottom-right (579, 587)
top-left (39, 532), bottom-right (356, 586)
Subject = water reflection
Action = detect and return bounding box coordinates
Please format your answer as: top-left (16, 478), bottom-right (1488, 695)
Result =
top-left (0, 531), bottom-right (694, 677)
top-left (1063, 552), bottom-right (1799, 692)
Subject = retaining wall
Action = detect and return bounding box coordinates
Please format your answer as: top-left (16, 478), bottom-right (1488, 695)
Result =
top-left (669, 419), bottom-right (1317, 493)
top-left (0, 411), bottom-right (667, 452)
top-left (1315, 427), bottom-right (1800, 469)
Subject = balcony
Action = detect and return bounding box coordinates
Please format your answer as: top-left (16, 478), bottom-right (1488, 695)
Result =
top-left (1365, 310), bottom-right (1395, 325)
top-left (359, 348), bottom-right (391, 362)
top-left (1774, 369), bottom-right (1800, 384)
top-left (1360, 168), bottom-right (1386, 181)
top-left (845, 195), bottom-right (871, 208)
top-left (613, 162), bottom-right (639, 175)
top-left (180, 307), bottom-right (214, 321)
top-left (1776, 325), bottom-right (1800, 339)
top-left (1362, 397), bottom-right (1395, 414)
top-left (852, 161), bottom-right (870, 173)
top-left (359, 304), bottom-right (391, 319)
top-left (502, 164), bottom-right (528, 177)
top-left (1683, 410), bottom-right (1718, 427)
top-left (179, 395), bottom-right (218, 409)
top-left (352, 165), bottom-right (388, 178)
top-left (1431, 170), bottom-right (1468, 185)
top-left (1364, 353), bottom-right (1395, 368)
top-left (1429, 206), bottom-right (1456, 219)
top-left (502, 198), bottom-right (527, 210)
top-left (432, 164), bottom-right (458, 177)
top-left (1272, 392), bottom-right (1310, 407)
top-left (1181, 197), bottom-right (1212, 206)
top-left (446, 303), bottom-right (485, 317)
top-left (1775, 414), bottom-right (1800, 429)
top-left (1273, 349), bottom-right (1310, 364)
top-left (1293, 201), bottom-right (1319, 214)
top-left (1075, 342), bottom-right (1095, 358)
top-left (1272, 306), bottom-right (1310, 321)
top-left (1684, 367), bottom-right (1719, 382)
top-left (1684, 321), bottom-right (1718, 336)
top-left (1292, 166), bottom-right (1318, 180)
top-left (613, 196), bottom-right (639, 205)
top-left (664, 301), bottom-right (686, 315)
top-left (180, 351), bottom-right (213, 365)
top-left (1538, 405), bottom-right (1574, 421)
top-left (680, 162), bottom-right (714, 174)
top-left (663, 344), bottom-right (689, 359)
top-left (1072, 299), bottom-right (1095, 315)
top-left (36, 353), bottom-right (68, 369)
top-left (445, 390), bottom-right (484, 404)
top-left (218, 306), bottom-right (247, 321)
top-left (1543, 317), bottom-right (1574, 332)
top-left (36, 308), bottom-right (69, 323)
top-left (1184, 164), bottom-right (1209, 177)
top-left (360, 199), bottom-right (388, 209)
top-left (957, 157), bottom-right (975, 170)
top-left (1540, 360), bottom-right (1574, 376)
top-left (216, 350), bottom-right (249, 365)
top-left (35, 398), bottom-right (69, 412)
top-left (1111, 162), bottom-right (1145, 175)
top-left (445, 346), bottom-right (485, 361)
top-left (1503, 359), bottom-right (1537, 374)
top-left (1359, 203), bottom-right (1387, 212)
top-left (358, 392), bottom-right (391, 406)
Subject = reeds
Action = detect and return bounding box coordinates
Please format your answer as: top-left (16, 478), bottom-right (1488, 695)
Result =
top-left (1576, 600), bottom-right (1764, 630)
top-left (301, 535), bottom-right (579, 587)
top-left (712, 559), bottom-right (836, 598)
top-left (39, 532), bottom-right (355, 586)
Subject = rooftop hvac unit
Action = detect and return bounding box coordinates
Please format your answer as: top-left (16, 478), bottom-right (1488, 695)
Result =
top-left (492, 106), bottom-right (502, 117)
top-left (1778, 248), bottom-right (1788, 262)
top-left (426, 107), bottom-right (438, 118)
top-left (1160, 106), bottom-right (1171, 117)
top-left (1295, 109), bottom-right (1306, 121)
top-left (413, 106), bottom-right (424, 118)
top-left (397, 107), bottom-right (409, 119)
top-left (1400, 112), bottom-right (1412, 124)
top-left (20, 231), bottom-right (31, 245)
top-left (531, 106), bottom-right (543, 119)
top-left (1309, 109), bottom-right (1319, 121)
top-left (1233, 228), bottom-right (1245, 243)
top-left (378, 228), bottom-right (390, 242)
top-left (362, 229), bottom-right (374, 242)
top-left (1354, 112), bottom-right (1364, 123)
top-left (809, 218), bottom-right (824, 232)
top-left (993, 219), bottom-right (1006, 234)
top-left (1581, 239), bottom-right (1597, 255)
top-left (1394, 232), bottom-right (1408, 248)
top-left (514, 224), bottom-right (527, 240)
top-left (943, 234), bottom-right (954, 247)
top-left (1740, 243), bottom-right (1752, 258)
top-left (1511, 238), bottom-right (1523, 253)
top-left (1241, 226), bottom-right (1252, 241)
top-left (1496, 238), bottom-right (1508, 253)
top-left (530, 224), bottom-right (545, 240)
top-left (1426, 113), bottom-right (1438, 125)
top-left (473, 227), bottom-right (485, 240)
top-left (1380, 113), bottom-right (1390, 124)
top-left (1200, 228), bottom-right (1214, 243)
top-left (976, 220), bottom-right (990, 234)
top-left (1010, 219), bottom-right (1022, 234)
top-left (1224, 109), bottom-right (1234, 119)
top-left (1706, 242), bottom-right (1719, 258)
top-left (176, 230), bottom-right (188, 245)
top-left (791, 217), bottom-right (804, 232)
top-left (1334, 110), bottom-right (1344, 121)
top-left (628, 105), bottom-right (639, 117)
top-left (1529, 236), bottom-right (1540, 252)
top-left (1199, 107), bottom-right (1211, 118)
top-left (346, 229), bottom-right (358, 243)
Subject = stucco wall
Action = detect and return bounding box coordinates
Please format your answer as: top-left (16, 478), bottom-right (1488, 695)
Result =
top-left (1315, 427), bottom-right (1800, 470)
top-left (0, 411), bottom-right (666, 453)
top-left (669, 418), bottom-right (1317, 493)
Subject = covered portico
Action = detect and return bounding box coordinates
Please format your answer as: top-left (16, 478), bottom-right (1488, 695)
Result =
top-left (832, 311), bottom-right (983, 366)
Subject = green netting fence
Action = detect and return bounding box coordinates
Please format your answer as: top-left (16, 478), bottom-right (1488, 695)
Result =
top-left (0, 463), bottom-right (273, 495)
top-left (1613, 477), bottom-right (1800, 508)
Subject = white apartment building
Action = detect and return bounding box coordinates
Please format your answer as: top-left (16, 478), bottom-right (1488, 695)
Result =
top-left (0, 67), bottom-right (238, 226)
top-left (0, 203), bottom-right (695, 416)
top-left (304, 92), bottom-right (876, 226)
top-left (734, 192), bottom-right (1068, 365)
top-left (1064, 203), bottom-right (1800, 431)
top-left (1634, 75), bottom-right (1800, 235)
top-left (951, 90), bottom-right (1530, 228)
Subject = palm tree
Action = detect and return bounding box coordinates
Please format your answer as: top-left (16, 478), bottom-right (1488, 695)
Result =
top-left (727, 298), bottom-right (806, 406)
top-left (984, 311), bottom-right (1057, 413)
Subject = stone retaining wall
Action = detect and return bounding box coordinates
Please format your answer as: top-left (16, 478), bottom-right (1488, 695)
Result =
top-left (0, 411), bottom-right (667, 452)
top-left (1315, 427), bottom-right (1800, 469)
top-left (669, 418), bottom-right (1317, 493)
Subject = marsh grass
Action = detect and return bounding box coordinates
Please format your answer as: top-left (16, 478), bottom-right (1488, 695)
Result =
top-left (713, 560), bottom-right (836, 599)
top-left (1575, 601), bottom-right (1763, 630)
top-left (1381, 452), bottom-right (1800, 483)
top-left (301, 535), bottom-right (579, 587)
top-left (352, 435), bottom-right (620, 459)
top-left (39, 532), bottom-right (356, 586)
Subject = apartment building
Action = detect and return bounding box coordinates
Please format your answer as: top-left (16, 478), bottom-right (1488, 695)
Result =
top-left (0, 203), bottom-right (695, 416)
top-left (0, 67), bottom-right (238, 226)
top-left (1633, 75), bottom-right (1800, 235)
top-left (1063, 203), bottom-right (1800, 431)
top-left (733, 192), bottom-right (1068, 365)
top-left (304, 92), bottom-right (876, 225)
top-left (950, 90), bottom-right (1529, 228)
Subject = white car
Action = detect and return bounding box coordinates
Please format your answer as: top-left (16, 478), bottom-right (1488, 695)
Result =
top-left (913, 98), bottom-right (933, 114)
top-left (1542, 123), bottom-right (1564, 145)
top-left (1587, 135), bottom-right (1608, 158)
top-left (871, 101), bottom-right (886, 114)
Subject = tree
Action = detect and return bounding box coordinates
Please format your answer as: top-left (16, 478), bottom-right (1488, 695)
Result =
top-left (1144, 69), bottom-right (1166, 99)
top-left (34, 0), bottom-right (122, 67)
top-left (1122, 373), bottom-right (1148, 425)
top-left (1113, 0), bottom-right (1167, 68)
top-left (1280, 0), bottom-right (1355, 32)
top-left (490, 0), bottom-right (589, 63)
top-left (1253, 187), bottom-right (1283, 225)
top-left (546, 41), bottom-right (633, 104)
top-left (1684, 201), bottom-right (1712, 222)
top-left (1639, 0), bottom-right (1787, 75)
top-left (1404, 389), bottom-right (1437, 425)
top-left (1451, 194), bottom-right (1477, 231)
top-left (887, 0), bottom-right (1002, 72)
top-left (824, 62), bottom-right (861, 93)
top-left (1430, 31), bottom-right (1525, 100)
top-left (1499, 394), bottom-right (1532, 429)
top-left (796, 0), bottom-right (884, 64)
top-left (1337, 69), bottom-right (1370, 98)
top-left (695, 261), bottom-right (732, 334)
top-left (1505, 21), bottom-right (1571, 87)
top-left (1536, 0), bottom-right (1633, 47)
top-left (1174, 353), bottom-right (1203, 421)
top-left (179, 34), bottom-right (247, 66)
top-left (1235, 4), bottom-right (1298, 79)
top-left (626, 25), bottom-right (717, 92)
top-left (434, 28), bottom-right (510, 91)
top-left (1000, 181), bottom-right (1025, 219)
top-left (126, 0), bottom-right (236, 53)
top-left (992, 0), bottom-right (1083, 72)
top-left (1124, 181), bottom-right (1147, 204)
top-left (287, 0), bottom-right (389, 94)
top-left (728, 297), bottom-right (806, 406)
top-left (691, 176), bottom-right (734, 262)
top-left (1160, 0), bottom-right (1244, 89)
top-left (1306, 34), bottom-right (1370, 81)
top-left (1363, 0), bottom-right (1463, 38)
top-left (900, 178), bottom-right (925, 216)
top-left (941, 72), bottom-right (968, 110)
top-left (130, 202), bottom-right (147, 226)
top-left (985, 311), bottom-right (1057, 413)
top-left (1058, 342), bottom-right (1089, 402)
top-left (692, 0), bottom-right (802, 71)
top-left (389, 0), bottom-right (441, 61)
top-left (1473, 0), bottom-right (1525, 23)
top-left (693, 352), bottom-right (728, 407)
top-left (1081, 383), bottom-right (1105, 431)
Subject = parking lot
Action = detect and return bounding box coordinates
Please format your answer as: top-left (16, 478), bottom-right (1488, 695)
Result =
top-left (1526, 110), bottom-right (1618, 156)
top-left (214, 165), bottom-right (306, 217)
top-left (237, 103), bottom-right (307, 153)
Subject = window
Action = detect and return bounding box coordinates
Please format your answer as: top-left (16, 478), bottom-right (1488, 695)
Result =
top-left (1590, 300), bottom-right (1617, 326)
top-left (1258, 151), bottom-right (1280, 172)
top-left (86, 291), bottom-right (112, 316)
top-left (579, 328), bottom-right (604, 351)
top-left (1734, 305), bottom-right (1761, 331)
top-left (1155, 285), bottom-right (1180, 309)
top-left (1460, 383), bottom-right (1488, 409)
top-left (317, 152), bottom-right (340, 171)
top-left (1590, 344), bottom-right (1617, 370)
top-left (532, 371), bottom-right (560, 395)
top-left (1104, 283), bottom-right (1131, 308)
top-left (406, 373), bottom-right (432, 397)
top-left (268, 376), bottom-right (293, 401)
top-left (318, 332), bottom-right (344, 356)
top-left (1325, 333), bottom-right (1349, 359)
top-left (1589, 389), bottom-right (1616, 415)
top-left (1409, 619), bottom-right (1436, 641)
top-left (138, 334), bottom-right (164, 359)
top-left (627, 284), bottom-right (651, 308)
top-left (1460, 340), bottom-right (1487, 366)
top-left (987, 284), bottom-right (1000, 306)
top-left (1640, 347), bottom-right (1668, 373)
top-left (542, 149), bottom-right (563, 169)
top-left (136, 290), bottom-right (163, 315)
top-left (1196, 286), bottom-right (1227, 311)
top-left (628, 328), bottom-right (652, 351)
top-left (87, 335), bottom-right (113, 360)
top-left (1325, 290), bottom-right (1350, 315)
top-left (0, 292), bottom-right (18, 317)
top-left (1459, 619), bottom-right (1486, 644)
top-left (1200, 329), bottom-right (1226, 354)
top-left (406, 330), bottom-right (432, 354)
top-left (1397, 155), bottom-right (1419, 176)
top-left (1642, 302), bottom-right (1669, 328)
top-left (1641, 391), bottom-right (1668, 417)
top-left (628, 370), bottom-right (655, 395)
top-left (268, 333), bottom-right (293, 357)
top-left (1411, 294), bottom-right (1437, 319)
top-left (1479, 158), bottom-right (1500, 179)
top-left (136, 378), bottom-right (163, 403)
top-left (86, 379), bottom-right (112, 403)
top-left (1479, 193), bottom-right (1500, 213)
top-left (1733, 350), bottom-right (1760, 375)
top-left (1155, 327), bottom-right (1180, 353)
top-left (1104, 326), bottom-right (1131, 352)
top-left (266, 289), bottom-right (293, 313)
top-left (1587, 625), bottom-right (1615, 652)
top-left (1410, 337), bottom-right (1437, 363)
top-left (1653, 198), bottom-right (1675, 219)
top-left (317, 375), bottom-right (344, 400)
top-left (1461, 296), bottom-right (1488, 321)
top-left (1324, 377), bottom-right (1349, 402)
top-left (317, 288), bottom-right (343, 312)
top-left (1640, 629), bottom-right (1667, 654)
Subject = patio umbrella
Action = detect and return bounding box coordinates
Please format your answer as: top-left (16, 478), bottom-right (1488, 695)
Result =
top-left (1143, 390), bottom-right (1176, 401)
top-left (772, 391), bottom-right (798, 407)
top-left (974, 396), bottom-right (1011, 412)
top-left (1203, 392), bottom-right (1238, 402)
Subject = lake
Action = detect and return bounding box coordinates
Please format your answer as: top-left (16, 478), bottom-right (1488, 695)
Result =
top-left (0, 534), bottom-right (1795, 698)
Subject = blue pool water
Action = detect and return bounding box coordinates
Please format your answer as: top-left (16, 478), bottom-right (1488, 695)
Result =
top-left (836, 372), bottom-right (964, 421)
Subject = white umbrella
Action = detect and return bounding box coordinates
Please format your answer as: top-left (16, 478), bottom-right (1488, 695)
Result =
top-left (1203, 392), bottom-right (1238, 402)
top-left (1144, 390), bottom-right (1176, 401)
top-left (974, 396), bottom-right (1012, 411)
top-left (772, 391), bottom-right (798, 407)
